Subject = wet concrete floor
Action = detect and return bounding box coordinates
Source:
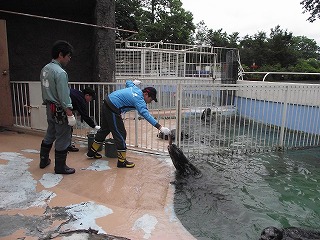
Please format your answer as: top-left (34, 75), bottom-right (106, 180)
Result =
top-left (0, 128), bottom-right (195, 240)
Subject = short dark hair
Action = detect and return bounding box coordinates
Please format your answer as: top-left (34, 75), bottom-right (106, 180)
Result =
top-left (51, 40), bottom-right (73, 59)
top-left (82, 87), bottom-right (96, 100)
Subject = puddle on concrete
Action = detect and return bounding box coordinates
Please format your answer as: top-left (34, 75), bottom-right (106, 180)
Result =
top-left (0, 151), bottom-right (55, 209)
top-left (63, 201), bottom-right (113, 234)
top-left (84, 159), bottom-right (111, 171)
top-left (39, 173), bottom-right (63, 188)
top-left (21, 149), bottom-right (40, 154)
top-left (0, 151), bottom-right (120, 239)
top-left (132, 214), bottom-right (158, 239)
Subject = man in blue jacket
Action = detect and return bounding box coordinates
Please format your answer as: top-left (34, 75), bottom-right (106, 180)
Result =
top-left (86, 80), bottom-right (171, 168)
top-left (68, 87), bottom-right (101, 152)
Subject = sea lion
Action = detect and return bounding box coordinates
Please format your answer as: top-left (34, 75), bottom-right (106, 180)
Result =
top-left (167, 134), bottom-right (202, 179)
top-left (259, 226), bottom-right (320, 240)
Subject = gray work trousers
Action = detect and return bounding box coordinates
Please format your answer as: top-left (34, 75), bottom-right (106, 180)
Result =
top-left (42, 103), bottom-right (72, 151)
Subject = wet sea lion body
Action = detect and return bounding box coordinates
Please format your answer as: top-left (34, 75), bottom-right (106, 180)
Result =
top-left (260, 226), bottom-right (320, 240)
top-left (167, 135), bottom-right (202, 179)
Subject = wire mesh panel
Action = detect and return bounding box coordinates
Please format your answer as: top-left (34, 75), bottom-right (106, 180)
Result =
top-left (177, 83), bottom-right (320, 158)
top-left (116, 49), bottom-right (142, 76)
top-left (10, 82), bottom-right (31, 128)
top-left (115, 41), bottom-right (241, 81)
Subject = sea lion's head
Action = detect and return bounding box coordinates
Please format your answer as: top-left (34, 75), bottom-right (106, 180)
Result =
top-left (259, 226), bottom-right (283, 240)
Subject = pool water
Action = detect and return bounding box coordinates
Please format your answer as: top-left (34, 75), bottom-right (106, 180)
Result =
top-left (173, 147), bottom-right (320, 240)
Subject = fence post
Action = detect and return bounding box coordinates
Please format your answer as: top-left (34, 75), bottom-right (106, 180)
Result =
top-left (279, 86), bottom-right (289, 149)
top-left (134, 111), bottom-right (139, 147)
top-left (176, 83), bottom-right (182, 147)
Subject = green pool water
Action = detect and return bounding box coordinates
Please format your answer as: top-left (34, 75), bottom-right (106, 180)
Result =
top-left (173, 147), bottom-right (320, 240)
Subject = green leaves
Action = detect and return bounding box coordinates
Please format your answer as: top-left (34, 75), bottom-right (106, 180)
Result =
top-left (115, 0), bottom-right (195, 43)
top-left (300, 0), bottom-right (320, 22)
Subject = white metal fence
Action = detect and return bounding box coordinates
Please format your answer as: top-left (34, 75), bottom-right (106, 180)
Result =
top-left (10, 81), bottom-right (320, 157)
top-left (115, 41), bottom-right (241, 82)
top-left (8, 41), bottom-right (320, 156)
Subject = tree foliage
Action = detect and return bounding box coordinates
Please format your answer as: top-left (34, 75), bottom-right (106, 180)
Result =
top-left (115, 0), bottom-right (195, 43)
top-left (300, 0), bottom-right (320, 22)
top-left (115, 0), bottom-right (141, 40)
top-left (194, 22), bottom-right (320, 73)
top-left (267, 26), bottom-right (296, 67)
top-left (115, 0), bottom-right (320, 73)
top-left (239, 32), bottom-right (268, 68)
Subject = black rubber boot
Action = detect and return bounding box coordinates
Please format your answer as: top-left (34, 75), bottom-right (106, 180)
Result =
top-left (67, 144), bottom-right (79, 152)
top-left (40, 141), bottom-right (53, 169)
top-left (86, 140), bottom-right (103, 159)
top-left (117, 150), bottom-right (135, 168)
top-left (54, 149), bottom-right (75, 174)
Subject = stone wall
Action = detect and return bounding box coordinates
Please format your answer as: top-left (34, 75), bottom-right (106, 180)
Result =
top-left (0, 0), bottom-right (114, 82)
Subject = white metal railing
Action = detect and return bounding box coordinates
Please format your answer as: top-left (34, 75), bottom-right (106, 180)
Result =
top-left (10, 81), bottom-right (320, 156)
top-left (242, 72), bottom-right (320, 82)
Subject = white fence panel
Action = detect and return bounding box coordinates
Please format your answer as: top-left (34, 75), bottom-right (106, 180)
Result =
top-left (10, 81), bottom-right (320, 156)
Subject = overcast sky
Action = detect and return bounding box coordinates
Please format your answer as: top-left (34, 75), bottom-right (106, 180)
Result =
top-left (181, 0), bottom-right (320, 45)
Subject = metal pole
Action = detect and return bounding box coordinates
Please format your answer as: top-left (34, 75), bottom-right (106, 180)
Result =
top-left (176, 83), bottom-right (182, 147)
top-left (279, 86), bottom-right (289, 148)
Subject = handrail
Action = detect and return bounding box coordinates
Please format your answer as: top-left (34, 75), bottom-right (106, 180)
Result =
top-left (242, 72), bottom-right (320, 81)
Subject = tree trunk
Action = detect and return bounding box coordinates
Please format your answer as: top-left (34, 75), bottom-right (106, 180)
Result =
top-left (93, 0), bottom-right (116, 82)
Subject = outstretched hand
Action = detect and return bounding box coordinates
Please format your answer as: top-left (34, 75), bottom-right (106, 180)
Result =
top-left (160, 126), bottom-right (171, 135)
top-left (133, 80), bottom-right (141, 85)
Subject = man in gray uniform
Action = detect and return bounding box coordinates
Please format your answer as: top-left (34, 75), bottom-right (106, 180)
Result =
top-left (39, 40), bottom-right (77, 174)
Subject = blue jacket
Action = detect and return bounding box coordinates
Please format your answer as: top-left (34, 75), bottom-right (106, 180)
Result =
top-left (106, 80), bottom-right (159, 128)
